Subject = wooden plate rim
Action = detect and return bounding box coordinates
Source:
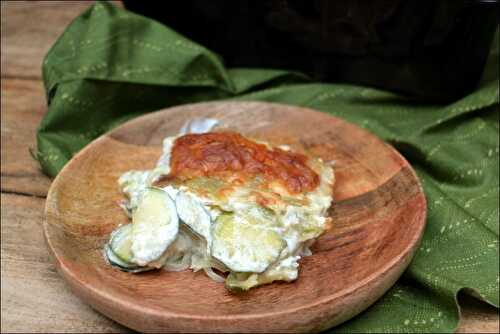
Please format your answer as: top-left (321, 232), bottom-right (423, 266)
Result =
top-left (43, 101), bottom-right (427, 326)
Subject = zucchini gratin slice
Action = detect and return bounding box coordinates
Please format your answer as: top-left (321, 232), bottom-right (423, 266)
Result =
top-left (105, 130), bottom-right (334, 291)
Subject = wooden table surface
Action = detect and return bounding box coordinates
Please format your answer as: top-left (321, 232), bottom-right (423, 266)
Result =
top-left (1, 1), bottom-right (498, 333)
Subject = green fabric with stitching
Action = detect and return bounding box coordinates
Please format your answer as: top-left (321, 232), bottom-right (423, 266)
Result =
top-left (37, 3), bottom-right (499, 333)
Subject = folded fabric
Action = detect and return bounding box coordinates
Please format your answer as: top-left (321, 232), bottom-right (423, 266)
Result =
top-left (37, 2), bottom-right (499, 333)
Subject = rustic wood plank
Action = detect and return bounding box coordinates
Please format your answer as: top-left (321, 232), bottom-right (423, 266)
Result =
top-left (1, 78), bottom-right (51, 197)
top-left (0, 1), bottom-right (121, 79)
top-left (457, 294), bottom-right (500, 333)
top-left (0, 193), bottom-right (132, 333)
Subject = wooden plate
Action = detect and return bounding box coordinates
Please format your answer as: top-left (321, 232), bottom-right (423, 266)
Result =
top-left (44, 101), bottom-right (426, 333)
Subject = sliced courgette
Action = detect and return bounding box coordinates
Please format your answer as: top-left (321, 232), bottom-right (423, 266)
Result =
top-left (210, 213), bottom-right (285, 273)
top-left (105, 224), bottom-right (152, 272)
top-left (108, 223), bottom-right (134, 263)
top-left (104, 244), bottom-right (152, 273)
top-left (175, 191), bottom-right (212, 248)
top-left (130, 187), bottom-right (179, 266)
top-left (224, 272), bottom-right (260, 292)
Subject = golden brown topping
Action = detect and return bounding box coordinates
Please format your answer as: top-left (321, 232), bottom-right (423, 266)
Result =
top-left (169, 132), bottom-right (319, 193)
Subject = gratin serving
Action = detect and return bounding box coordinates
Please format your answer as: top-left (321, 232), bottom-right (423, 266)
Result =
top-left (105, 130), bottom-right (335, 291)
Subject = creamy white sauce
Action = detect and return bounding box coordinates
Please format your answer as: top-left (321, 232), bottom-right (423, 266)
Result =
top-left (115, 130), bottom-right (334, 287)
top-left (130, 190), bottom-right (179, 266)
top-left (175, 191), bottom-right (212, 249)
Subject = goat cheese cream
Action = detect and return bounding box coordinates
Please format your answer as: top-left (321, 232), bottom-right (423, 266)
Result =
top-left (105, 126), bottom-right (334, 291)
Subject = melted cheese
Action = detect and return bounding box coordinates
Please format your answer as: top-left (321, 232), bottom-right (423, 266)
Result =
top-left (117, 132), bottom-right (334, 289)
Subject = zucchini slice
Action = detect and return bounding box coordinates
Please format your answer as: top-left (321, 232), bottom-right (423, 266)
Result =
top-left (105, 244), bottom-right (152, 273)
top-left (109, 223), bottom-right (134, 263)
top-left (225, 272), bottom-right (260, 292)
top-left (130, 187), bottom-right (179, 266)
top-left (175, 191), bottom-right (212, 248)
top-left (105, 224), bottom-right (151, 272)
top-left (210, 213), bottom-right (285, 273)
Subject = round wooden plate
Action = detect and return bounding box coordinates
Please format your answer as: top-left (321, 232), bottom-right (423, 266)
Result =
top-left (44, 101), bottom-right (426, 333)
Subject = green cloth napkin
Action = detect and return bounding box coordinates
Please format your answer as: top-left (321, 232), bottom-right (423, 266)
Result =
top-left (37, 2), bottom-right (499, 333)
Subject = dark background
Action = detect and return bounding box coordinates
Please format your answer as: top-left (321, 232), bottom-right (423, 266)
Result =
top-left (123, 0), bottom-right (498, 102)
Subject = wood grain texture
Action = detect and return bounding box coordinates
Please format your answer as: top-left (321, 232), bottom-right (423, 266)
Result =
top-left (1, 79), bottom-right (51, 197)
top-left (44, 102), bottom-right (427, 332)
top-left (1, 1), bottom-right (498, 332)
top-left (0, 1), bottom-right (121, 79)
top-left (0, 193), bottom-right (132, 333)
top-left (456, 294), bottom-right (500, 333)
